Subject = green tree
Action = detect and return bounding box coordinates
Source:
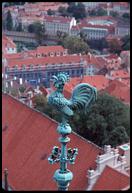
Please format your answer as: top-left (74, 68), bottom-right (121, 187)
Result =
top-left (89, 9), bottom-right (97, 16)
top-left (96, 8), bottom-right (107, 16)
top-left (19, 86), bottom-right (26, 93)
top-left (6, 10), bottom-right (13, 31)
top-left (10, 88), bottom-right (19, 97)
top-left (108, 126), bottom-right (129, 147)
top-left (88, 38), bottom-right (108, 51)
top-left (121, 35), bottom-right (130, 50)
top-left (110, 11), bottom-right (119, 17)
top-left (71, 92), bottom-right (130, 147)
top-left (62, 36), bottom-right (89, 54)
top-left (28, 22), bottom-right (46, 44)
top-left (122, 13), bottom-right (130, 19)
top-left (107, 39), bottom-right (122, 54)
top-left (58, 6), bottom-right (72, 17)
top-left (32, 91), bottom-right (130, 148)
top-left (33, 94), bottom-right (61, 121)
top-left (33, 94), bottom-right (47, 112)
top-left (67, 2), bottom-right (86, 19)
top-left (47, 9), bottom-right (55, 16)
top-left (16, 22), bottom-right (23, 32)
top-left (89, 8), bottom-right (107, 17)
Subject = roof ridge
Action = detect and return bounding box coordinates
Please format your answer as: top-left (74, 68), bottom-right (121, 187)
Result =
top-left (105, 165), bottom-right (130, 178)
top-left (3, 92), bottom-right (102, 150)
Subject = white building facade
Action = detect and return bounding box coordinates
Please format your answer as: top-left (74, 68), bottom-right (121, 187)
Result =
top-left (43, 16), bottom-right (77, 36)
top-left (81, 27), bottom-right (108, 40)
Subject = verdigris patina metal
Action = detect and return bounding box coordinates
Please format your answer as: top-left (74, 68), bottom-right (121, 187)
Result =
top-left (48, 72), bottom-right (97, 191)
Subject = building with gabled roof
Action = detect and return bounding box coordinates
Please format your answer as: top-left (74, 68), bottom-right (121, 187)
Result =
top-left (5, 53), bottom-right (105, 87)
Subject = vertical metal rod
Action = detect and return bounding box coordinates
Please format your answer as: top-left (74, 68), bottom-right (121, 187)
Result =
top-left (4, 168), bottom-right (8, 191)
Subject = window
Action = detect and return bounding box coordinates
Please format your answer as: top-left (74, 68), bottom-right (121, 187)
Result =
top-left (22, 64), bottom-right (26, 70)
top-left (77, 69), bottom-right (80, 74)
top-left (30, 64), bottom-right (33, 70)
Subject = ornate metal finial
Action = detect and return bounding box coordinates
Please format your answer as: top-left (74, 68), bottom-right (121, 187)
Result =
top-left (48, 72), bottom-right (97, 191)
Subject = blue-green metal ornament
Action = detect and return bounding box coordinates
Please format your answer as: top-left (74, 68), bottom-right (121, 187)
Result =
top-left (48, 72), bottom-right (97, 191)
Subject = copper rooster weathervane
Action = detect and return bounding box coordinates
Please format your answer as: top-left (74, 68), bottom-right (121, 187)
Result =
top-left (48, 72), bottom-right (97, 191)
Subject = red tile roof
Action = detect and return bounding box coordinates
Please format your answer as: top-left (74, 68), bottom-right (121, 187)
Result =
top-left (92, 165), bottom-right (130, 190)
top-left (64, 75), bottom-right (110, 97)
top-left (2, 94), bottom-right (101, 190)
top-left (111, 70), bottom-right (130, 79)
top-left (3, 53), bottom-right (23, 60)
top-left (24, 2), bottom-right (68, 12)
top-left (104, 79), bottom-right (130, 104)
top-left (43, 15), bottom-right (73, 23)
top-left (7, 54), bottom-right (103, 69)
top-left (39, 86), bottom-right (49, 96)
top-left (2, 35), bottom-right (16, 54)
top-left (36, 45), bottom-right (67, 54)
top-left (105, 54), bottom-right (119, 60)
top-left (7, 55), bottom-right (84, 68)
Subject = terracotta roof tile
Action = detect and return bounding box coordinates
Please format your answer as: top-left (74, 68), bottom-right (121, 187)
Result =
top-left (43, 15), bottom-right (73, 23)
top-left (104, 79), bottom-right (130, 104)
top-left (111, 70), bottom-right (130, 79)
top-left (92, 165), bottom-right (130, 190)
top-left (2, 35), bottom-right (16, 54)
top-left (64, 75), bottom-right (110, 94)
top-left (2, 94), bottom-right (101, 190)
top-left (36, 45), bottom-right (66, 54)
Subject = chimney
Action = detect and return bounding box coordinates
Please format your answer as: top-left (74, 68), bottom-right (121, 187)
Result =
top-left (104, 145), bottom-right (111, 154)
top-left (5, 82), bottom-right (8, 89)
top-left (118, 143), bottom-right (130, 168)
top-left (88, 52), bottom-right (92, 61)
top-left (10, 80), bottom-right (13, 87)
top-left (19, 78), bottom-right (23, 85)
top-left (87, 168), bottom-right (99, 190)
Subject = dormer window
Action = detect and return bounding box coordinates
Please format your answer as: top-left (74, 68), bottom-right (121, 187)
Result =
top-left (14, 65), bottom-right (18, 70)
top-left (56, 52), bottom-right (60, 56)
top-left (37, 64), bottom-right (41, 69)
top-left (50, 52), bottom-right (54, 57)
top-left (22, 64), bottom-right (26, 70)
top-left (30, 64), bottom-right (34, 69)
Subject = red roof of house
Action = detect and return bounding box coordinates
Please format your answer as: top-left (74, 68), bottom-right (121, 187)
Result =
top-left (2, 94), bottom-right (101, 190)
top-left (3, 53), bottom-right (23, 60)
top-left (7, 55), bottom-right (82, 68)
top-left (92, 165), bottom-right (130, 190)
top-left (43, 15), bottom-right (73, 23)
top-left (7, 54), bottom-right (104, 69)
top-left (2, 35), bottom-right (16, 54)
top-left (3, 46), bottom-right (67, 61)
top-left (36, 45), bottom-right (66, 54)
top-left (64, 75), bottom-right (110, 97)
top-left (39, 86), bottom-right (49, 96)
top-left (104, 79), bottom-right (130, 104)
top-left (111, 70), bottom-right (130, 79)
top-left (105, 54), bottom-right (119, 60)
